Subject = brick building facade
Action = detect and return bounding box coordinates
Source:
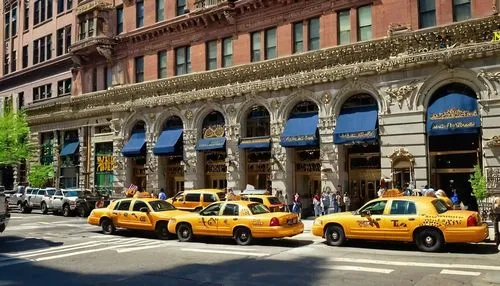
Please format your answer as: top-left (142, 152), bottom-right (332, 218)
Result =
top-left (4, 0), bottom-right (500, 210)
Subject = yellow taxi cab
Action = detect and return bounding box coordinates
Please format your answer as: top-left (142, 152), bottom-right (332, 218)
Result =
top-left (167, 189), bottom-right (226, 212)
top-left (311, 193), bottom-right (488, 252)
top-left (88, 197), bottom-right (189, 239)
top-left (167, 200), bottom-right (304, 245)
top-left (240, 190), bottom-right (287, 212)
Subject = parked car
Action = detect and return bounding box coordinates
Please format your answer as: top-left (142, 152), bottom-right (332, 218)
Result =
top-left (76, 191), bottom-right (111, 217)
top-left (18, 187), bottom-right (40, 213)
top-left (0, 187), bottom-right (10, 233)
top-left (48, 189), bottom-right (83, 217)
top-left (167, 189), bottom-right (226, 212)
top-left (22, 188), bottom-right (56, 214)
top-left (8, 186), bottom-right (26, 207)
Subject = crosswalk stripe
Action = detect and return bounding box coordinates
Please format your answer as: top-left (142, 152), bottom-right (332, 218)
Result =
top-left (0, 259), bottom-right (31, 268)
top-left (180, 248), bottom-right (269, 257)
top-left (440, 269), bottom-right (481, 276)
top-left (330, 258), bottom-right (500, 271)
top-left (115, 243), bottom-right (171, 253)
top-left (320, 265), bottom-right (394, 274)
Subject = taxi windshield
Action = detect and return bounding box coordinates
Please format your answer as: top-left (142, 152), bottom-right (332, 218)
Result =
top-left (432, 199), bottom-right (448, 214)
top-left (149, 200), bottom-right (176, 212)
top-left (267, 197), bottom-right (281, 205)
top-left (248, 203), bottom-right (270, 215)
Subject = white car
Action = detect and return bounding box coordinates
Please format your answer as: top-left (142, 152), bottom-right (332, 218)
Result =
top-left (47, 189), bottom-right (83, 217)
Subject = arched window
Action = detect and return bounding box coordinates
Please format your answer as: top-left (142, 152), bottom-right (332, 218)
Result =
top-left (202, 111), bottom-right (225, 138)
top-left (163, 116), bottom-right (183, 130)
top-left (342, 94), bottom-right (377, 109)
top-left (290, 101), bottom-right (318, 115)
top-left (246, 105), bottom-right (270, 138)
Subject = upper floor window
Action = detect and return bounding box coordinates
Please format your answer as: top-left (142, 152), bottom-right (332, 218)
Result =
top-left (338, 10), bottom-right (350, 45)
top-left (265, 28), bottom-right (277, 59)
top-left (293, 22), bottom-right (303, 53)
top-left (116, 6), bottom-right (123, 34)
top-left (308, 17), bottom-right (320, 51)
top-left (57, 0), bottom-right (72, 13)
top-left (18, 92), bottom-right (24, 110)
top-left (176, 0), bottom-right (186, 16)
top-left (158, 50), bottom-right (167, 78)
top-left (79, 18), bottom-right (95, 40)
top-left (453, 0), bottom-right (471, 22)
top-left (104, 67), bottom-right (112, 89)
top-left (56, 25), bottom-right (71, 56)
top-left (222, 37), bottom-right (233, 68)
top-left (3, 54), bottom-right (9, 76)
top-left (11, 51), bottom-right (16, 73)
top-left (136, 0), bottom-right (144, 28)
top-left (5, 11), bottom-right (11, 39)
top-left (33, 83), bottom-right (52, 102)
top-left (4, 5), bottom-right (17, 39)
top-left (206, 40), bottom-right (217, 70)
top-left (135, 56), bottom-right (144, 83)
top-left (24, 4), bottom-right (29, 31)
top-left (57, 78), bottom-right (72, 96)
top-left (92, 68), bottom-right (97, 91)
top-left (22, 45), bottom-right (29, 68)
top-left (34, 0), bottom-right (53, 25)
top-left (357, 5), bottom-right (372, 41)
top-left (33, 34), bottom-right (52, 65)
top-left (156, 0), bottom-right (164, 22)
top-left (251, 31), bottom-right (261, 62)
top-left (418, 0), bottom-right (436, 28)
top-left (175, 46), bottom-right (191, 75)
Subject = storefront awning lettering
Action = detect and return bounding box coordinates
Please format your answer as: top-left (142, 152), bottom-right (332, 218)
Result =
top-left (60, 141), bottom-right (80, 156)
top-left (153, 128), bottom-right (183, 155)
top-left (239, 137), bottom-right (271, 149)
top-left (280, 112), bottom-right (319, 147)
top-left (122, 132), bottom-right (146, 157)
top-left (334, 105), bottom-right (378, 144)
top-left (196, 137), bottom-right (226, 151)
top-left (426, 93), bottom-right (480, 136)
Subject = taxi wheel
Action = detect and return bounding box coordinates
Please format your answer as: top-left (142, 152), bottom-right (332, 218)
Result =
top-left (416, 229), bottom-right (443, 252)
top-left (101, 218), bottom-right (116, 235)
top-left (325, 225), bottom-right (345, 246)
top-left (234, 227), bottom-right (253, 246)
top-left (155, 222), bottom-right (172, 240)
top-left (41, 202), bottom-right (48, 215)
top-left (177, 224), bottom-right (193, 242)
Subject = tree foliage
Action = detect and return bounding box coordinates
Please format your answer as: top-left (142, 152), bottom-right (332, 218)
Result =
top-left (0, 111), bottom-right (31, 165)
top-left (469, 164), bottom-right (487, 201)
top-left (28, 163), bottom-right (54, 188)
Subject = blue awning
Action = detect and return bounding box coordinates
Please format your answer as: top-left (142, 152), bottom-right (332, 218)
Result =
top-left (427, 93), bottom-right (480, 136)
top-left (196, 137), bottom-right (226, 151)
top-left (153, 128), bottom-right (183, 155)
top-left (239, 137), bottom-right (271, 149)
top-left (334, 105), bottom-right (378, 144)
top-left (122, 132), bottom-right (146, 157)
top-left (60, 141), bottom-right (79, 156)
top-left (280, 112), bottom-right (319, 147)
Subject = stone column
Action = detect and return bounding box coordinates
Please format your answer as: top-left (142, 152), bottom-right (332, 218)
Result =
top-left (183, 129), bottom-right (198, 190)
top-left (113, 137), bottom-right (126, 194)
top-left (78, 127), bottom-right (86, 189)
top-left (318, 116), bottom-right (338, 194)
top-left (54, 130), bottom-right (61, 188)
top-left (88, 127), bottom-right (96, 189)
top-left (145, 131), bottom-right (158, 193)
top-left (225, 124), bottom-right (241, 191)
top-left (270, 121), bottom-right (292, 203)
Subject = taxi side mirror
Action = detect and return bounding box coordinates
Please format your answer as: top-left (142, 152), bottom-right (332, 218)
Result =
top-left (360, 210), bottom-right (371, 217)
top-left (139, 207), bottom-right (149, 213)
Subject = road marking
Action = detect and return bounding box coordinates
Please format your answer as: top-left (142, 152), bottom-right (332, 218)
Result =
top-left (8, 238), bottom-right (124, 257)
top-left (320, 265), bottom-right (394, 274)
top-left (9, 216), bottom-right (24, 219)
top-left (39, 222), bottom-right (51, 225)
top-left (330, 258), bottom-right (500, 271)
top-left (440, 269), bottom-right (481, 276)
top-left (116, 243), bottom-right (171, 253)
top-left (0, 259), bottom-right (31, 268)
top-left (52, 219), bottom-right (88, 224)
top-left (180, 248), bottom-right (269, 257)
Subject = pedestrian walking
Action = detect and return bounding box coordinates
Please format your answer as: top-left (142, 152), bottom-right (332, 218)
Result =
top-left (158, 188), bottom-right (167, 200)
top-left (292, 193), bottom-right (302, 220)
top-left (343, 193), bottom-right (351, 212)
top-left (313, 192), bottom-right (322, 217)
top-left (321, 192), bottom-right (330, 215)
top-left (327, 192), bottom-right (336, 214)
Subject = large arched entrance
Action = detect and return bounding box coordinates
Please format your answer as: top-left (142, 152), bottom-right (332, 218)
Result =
top-left (154, 116), bottom-right (184, 197)
top-left (334, 94), bottom-right (380, 209)
top-left (426, 83), bottom-right (480, 211)
top-left (196, 111), bottom-right (227, 189)
top-left (122, 121), bottom-right (147, 191)
top-left (240, 105), bottom-right (271, 190)
top-left (281, 101), bottom-right (320, 211)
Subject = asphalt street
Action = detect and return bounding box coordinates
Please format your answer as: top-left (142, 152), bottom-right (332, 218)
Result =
top-left (1, 209), bottom-right (500, 286)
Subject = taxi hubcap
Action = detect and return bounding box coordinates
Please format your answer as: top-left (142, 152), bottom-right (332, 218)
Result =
top-left (425, 236), bottom-right (434, 246)
top-left (181, 229), bottom-right (189, 238)
top-left (331, 231), bottom-right (339, 241)
top-left (240, 232), bottom-right (248, 241)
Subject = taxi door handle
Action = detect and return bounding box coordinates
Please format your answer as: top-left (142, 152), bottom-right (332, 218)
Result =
top-left (112, 212), bottom-right (118, 216)
top-left (408, 218), bottom-right (415, 221)
top-left (233, 218), bottom-right (238, 221)
top-left (131, 213), bottom-right (137, 217)
top-left (375, 218), bottom-right (381, 221)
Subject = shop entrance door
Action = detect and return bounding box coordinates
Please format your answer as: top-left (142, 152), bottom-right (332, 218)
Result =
top-left (206, 174), bottom-right (227, 190)
top-left (348, 152), bottom-right (381, 209)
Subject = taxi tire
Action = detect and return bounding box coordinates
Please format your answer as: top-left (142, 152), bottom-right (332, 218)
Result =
top-left (63, 204), bottom-right (71, 217)
top-left (155, 222), bottom-right (172, 240)
top-left (41, 202), bottom-right (48, 215)
top-left (177, 224), bottom-right (193, 242)
top-left (325, 225), bottom-right (345, 246)
top-left (101, 218), bottom-right (116, 235)
top-left (234, 227), bottom-right (253, 246)
top-left (415, 229), bottom-right (443, 252)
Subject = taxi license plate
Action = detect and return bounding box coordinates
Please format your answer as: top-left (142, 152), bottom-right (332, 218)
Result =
top-left (287, 218), bottom-right (297, 225)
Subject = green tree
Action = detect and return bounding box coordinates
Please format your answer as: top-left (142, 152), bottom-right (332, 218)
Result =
top-left (28, 163), bottom-right (54, 188)
top-left (469, 164), bottom-right (487, 201)
top-left (0, 110), bottom-right (31, 165)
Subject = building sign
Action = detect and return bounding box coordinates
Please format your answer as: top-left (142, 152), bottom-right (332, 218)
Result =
top-left (96, 155), bottom-right (114, 172)
top-left (493, 31), bottom-right (500, 42)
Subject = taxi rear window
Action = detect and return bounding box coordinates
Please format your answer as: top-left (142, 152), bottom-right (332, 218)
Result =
top-left (432, 199), bottom-right (448, 214)
top-left (267, 197), bottom-right (281, 205)
top-left (217, 192), bottom-right (226, 200)
top-left (248, 203), bottom-right (270, 215)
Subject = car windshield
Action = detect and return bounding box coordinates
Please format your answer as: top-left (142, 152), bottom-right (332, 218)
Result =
top-left (149, 200), bottom-right (176, 212)
top-left (432, 199), bottom-right (448, 214)
top-left (47, 190), bottom-right (56, 196)
top-left (267, 197), bottom-right (281, 205)
top-left (248, 203), bottom-right (270, 215)
top-left (64, 191), bottom-right (81, 197)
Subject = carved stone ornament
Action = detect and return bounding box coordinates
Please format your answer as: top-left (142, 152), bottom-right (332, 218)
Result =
top-left (486, 136), bottom-right (500, 147)
top-left (388, 147), bottom-right (415, 163)
top-left (271, 99), bottom-right (280, 110)
top-left (226, 105), bottom-right (236, 116)
top-left (185, 110), bottom-right (193, 120)
top-left (321, 92), bottom-right (332, 105)
top-left (478, 70), bottom-right (500, 83)
top-left (96, 46), bottom-right (114, 62)
top-left (384, 81), bottom-right (419, 109)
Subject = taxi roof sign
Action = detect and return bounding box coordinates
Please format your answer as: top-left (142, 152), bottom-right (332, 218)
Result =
top-left (381, 189), bottom-right (404, 198)
top-left (241, 189), bottom-right (270, 195)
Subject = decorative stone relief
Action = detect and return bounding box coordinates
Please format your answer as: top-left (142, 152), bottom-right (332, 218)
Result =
top-left (225, 124), bottom-right (240, 141)
top-left (384, 81), bottom-right (419, 110)
top-left (185, 110), bottom-right (193, 121)
top-left (388, 147), bottom-right (415, 163)
top-left (486, 135), bottom-right (500, 148)
top-left (478, 70), bottom-right (500, 83)
top-left (318, 116), bottom-right (334, 134)
top-left (271, 99), bottom-right (280, 110)
top-left (270, 122), bottom-right (284, 137)
top-left (321, 91), bottom-right (332, 105)
top-left (226, 105), bottom-right (236, 117)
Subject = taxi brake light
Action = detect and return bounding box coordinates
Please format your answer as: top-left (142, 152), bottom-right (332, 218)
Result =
top-left (467, 215), bottom-right (477, 227)
top-left (270, 217), bottom-right (280, 226)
